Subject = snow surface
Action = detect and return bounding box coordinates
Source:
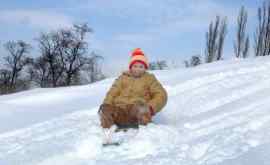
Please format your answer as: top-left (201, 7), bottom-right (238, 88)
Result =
top-left (1, 57), bottom-right (270, 164)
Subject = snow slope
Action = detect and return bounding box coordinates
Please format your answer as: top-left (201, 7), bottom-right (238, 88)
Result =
top-left (1, 57), bottom-right (270, 165)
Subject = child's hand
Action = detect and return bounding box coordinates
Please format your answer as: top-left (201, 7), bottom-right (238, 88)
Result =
top-left (133, 103), bottom-right (153, 125)
top-left (138, 109), bottom-right (152, 125)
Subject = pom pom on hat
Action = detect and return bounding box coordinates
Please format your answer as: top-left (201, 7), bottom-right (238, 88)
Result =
top-left (132, 48), bottom-right (145, 56)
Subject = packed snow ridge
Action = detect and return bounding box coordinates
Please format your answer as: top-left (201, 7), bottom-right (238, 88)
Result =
top-left (1, 57), bottom-right (270, 165)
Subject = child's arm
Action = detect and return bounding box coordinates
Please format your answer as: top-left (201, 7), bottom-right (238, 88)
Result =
top-left (148, 74), bottom-right (168, 114)
top-left (102, 75), bottom-right (123, 105)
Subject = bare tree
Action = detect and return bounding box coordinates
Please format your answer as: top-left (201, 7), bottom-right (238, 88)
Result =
top-left (59, 24), bottom-right (93, 86)
top-left (234, 6), bottom-right (249, 58)
top-left (190, 55), bottom-right (202, 67)
top-left (216, 17), bottom-right (227, 61)
top-left (255, 1), bottom-right (270, 56)
top-left (183, 55), bottom-right (202, 68)
top-left (36, 31), bottom-right (64, 87)
top-left (2, 40), bottom-right (31, 93)
top-left (205, 16), bottom-right (220, 63)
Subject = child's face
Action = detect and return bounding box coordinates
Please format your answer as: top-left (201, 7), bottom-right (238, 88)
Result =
top-left (130, 62), bottom-right (146, 77)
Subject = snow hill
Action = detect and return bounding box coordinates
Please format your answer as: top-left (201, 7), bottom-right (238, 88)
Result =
top-left (1, 57), bottom-right (270, 165)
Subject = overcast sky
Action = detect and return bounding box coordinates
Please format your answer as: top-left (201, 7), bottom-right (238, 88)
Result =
top-left (0, 0), bottom-right (263, 75)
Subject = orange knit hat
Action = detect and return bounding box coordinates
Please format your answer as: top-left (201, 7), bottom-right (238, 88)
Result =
top-left (129, 48), bottom-right (149, 70)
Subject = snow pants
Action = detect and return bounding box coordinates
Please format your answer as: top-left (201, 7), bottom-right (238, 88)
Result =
top-left (98, 104), bottom-right (151, 129)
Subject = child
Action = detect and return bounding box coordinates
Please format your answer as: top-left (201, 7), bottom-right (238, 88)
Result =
top-left (99, 48), bottom-right (167, 129)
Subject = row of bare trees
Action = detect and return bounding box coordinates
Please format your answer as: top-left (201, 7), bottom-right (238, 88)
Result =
top-left (0, 24), bottom-right (105, 95)
top-left (149, 60), bottom-right (168, 70)
top-left (204, 1), bottom-right (270, 65)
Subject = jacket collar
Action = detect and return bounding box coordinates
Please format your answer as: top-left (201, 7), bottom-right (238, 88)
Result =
top-left (122, 70), bottom-right (147, 78)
